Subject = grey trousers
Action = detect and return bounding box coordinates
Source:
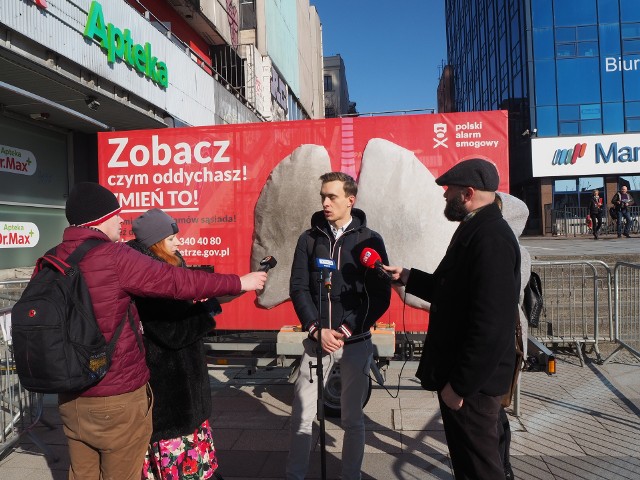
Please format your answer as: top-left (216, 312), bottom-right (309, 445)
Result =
top-left (286, 337), bottom-right (372, 480)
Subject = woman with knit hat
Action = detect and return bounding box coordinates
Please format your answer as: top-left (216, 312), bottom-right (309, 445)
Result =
top-left (56, 183), bottom-right (266, 480)
top-left (128, 208), bottom-right (225, 480)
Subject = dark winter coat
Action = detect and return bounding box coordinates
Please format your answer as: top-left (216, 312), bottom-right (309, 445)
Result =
top-left (589, 195), bottom-right (603, 216)
top-left (54, 226), bottom-right (241, 398)
top-left (127, 240), bottom-right (218, 443)
top-left (289, 208), bottom-right (391, 338)
top-left (408, 203), bottom-right (521, 397)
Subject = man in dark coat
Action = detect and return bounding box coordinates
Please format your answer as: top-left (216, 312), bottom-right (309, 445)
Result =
top-left (286, 172), bottom-right (391, 480)
top-left (385, 159), bottom-right (521, 479)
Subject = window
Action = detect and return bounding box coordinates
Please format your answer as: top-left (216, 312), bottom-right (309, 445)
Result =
top-left (324, 75), bottom-right (333, 92)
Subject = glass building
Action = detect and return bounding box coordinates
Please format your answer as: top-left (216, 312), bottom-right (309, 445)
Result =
top-left (441, 0), bottom-right (640, 234)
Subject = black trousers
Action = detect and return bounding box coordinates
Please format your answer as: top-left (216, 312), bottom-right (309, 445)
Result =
top-left (439, 392), bottom-right (504, 480)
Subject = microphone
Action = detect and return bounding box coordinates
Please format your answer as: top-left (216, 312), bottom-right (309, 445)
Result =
top-left (315, 245), bottom-right (336, 290)
top-left (258, 255), bottom-right (277, 272)
top-left (360, 247), bottom-right (392, 282)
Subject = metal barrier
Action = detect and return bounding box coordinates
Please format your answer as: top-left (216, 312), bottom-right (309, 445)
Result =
top-left (530, 260), bottom-right (613, 365)
top-left (551, 206), bottom-right (640, 237)
top-left (0, 279), bottom-right (29, 310)
top-left (604, 262), bottom-right (640, 363)
top-left (0, 307), bottom-right (57, 462)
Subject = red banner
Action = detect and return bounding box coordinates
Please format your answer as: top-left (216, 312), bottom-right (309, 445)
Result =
top-left (98, 111), bottom-right (508, 331)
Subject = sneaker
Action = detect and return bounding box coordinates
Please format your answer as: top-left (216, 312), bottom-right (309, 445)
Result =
top-left (594, 233), bottom-right (598, 240)
top-left (618, 234), bottom-right (622, 238)
top-left (624, 233), bottom-right (631, 238)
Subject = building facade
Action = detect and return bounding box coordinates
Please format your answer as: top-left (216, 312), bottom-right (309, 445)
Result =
top-left (323, 54), bottom-right (356, 118)
top-left (440, 0), bottom-right (640, 234)
top-left (0, 0), bottom-right (323, 272)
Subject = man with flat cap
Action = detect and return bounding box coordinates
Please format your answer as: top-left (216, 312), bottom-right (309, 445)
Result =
top-left (385, 158), bottom-right (521, 479)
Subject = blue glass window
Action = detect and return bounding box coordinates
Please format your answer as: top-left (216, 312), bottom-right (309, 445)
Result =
top-left (627, 101), bottom-right (640, 117)
top-left (577, 25), bottom-right (597, 40)
top-left (559, 105), bottom-right (579, 120)
top-left (621, 0), bottom-right (640, 23)
top-left (623, 69), bottom-right (640, 101)
top-left (626, 118), bottom-right (640, 131)
top-left (603, 103), bottom-right (624, 133)
top-left (623, 39), bottom-right (640, 54)
top-left (555, 27), bottom-right (575, 42)
top-left (581, 119), bottom-right (601, 134)
top-left (554, 0), bottom-right (596, 26)
top-left (536, 106), bottom-right (558, 136)
top-left (578, 42), bottom-right (598, 56)
top-left (534, 60), bottom-right (557, 105)
top-left (600, 24), bottom-right (621, 55)
top-left (556, 58), bottom-right (600, 104)
top-left (581, 104), bottom-right (601, 119)
top-left (621, 23), bottom-right (640, 38)
top-left (532, 0), bottom-right (553, 28)
top-left (557, 43), bottom-right (576, 57)
top-left (601, 60), bottom-right (623, 102)
top-left (598, 0), bottom-right (620, 24)
top-left (533, 28), bottom-right (555, 59)
top-left (559, 122), bottom-right (579, 135)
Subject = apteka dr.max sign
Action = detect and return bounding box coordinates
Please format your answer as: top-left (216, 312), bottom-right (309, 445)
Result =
top-left (83, 1), bottom-right (168, 88)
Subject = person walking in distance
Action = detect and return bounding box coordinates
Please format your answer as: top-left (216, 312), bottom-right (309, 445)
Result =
top-left (286, 172), bottom-right (391, 480)
top-left (589, 189), bottom-right (604, 239)
top-left (384, 159), bottom-right (521, 479)
top-left (55, 183), bottom-right (266, 480)
top-left (612, 185), bottom-right (635, 238)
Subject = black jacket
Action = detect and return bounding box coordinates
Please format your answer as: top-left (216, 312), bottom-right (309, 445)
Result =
top-left (127, 240), bottom-right (216, 443)
top-left (408, 203), bottom-right (521, 397)
top-left (289, 208), bottom-right (391, 339)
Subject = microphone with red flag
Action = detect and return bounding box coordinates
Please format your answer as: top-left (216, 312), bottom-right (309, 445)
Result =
top-left (359, 248), bottom-right (392, 283)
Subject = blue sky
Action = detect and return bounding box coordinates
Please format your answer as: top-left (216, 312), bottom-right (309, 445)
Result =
top-left (310, 1), bottom-right (447, 115)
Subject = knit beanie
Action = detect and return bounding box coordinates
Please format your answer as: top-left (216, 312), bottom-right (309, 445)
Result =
top-left (132, 208), bottom-right (179, 248)
top-left (65, 182), bottom-right (122, 227)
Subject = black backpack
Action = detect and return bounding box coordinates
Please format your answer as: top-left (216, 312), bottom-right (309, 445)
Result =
top-left (11, 239), bottom-right (132, 394)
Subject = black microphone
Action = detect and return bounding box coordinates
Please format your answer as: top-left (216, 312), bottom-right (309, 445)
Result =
top-left (258, 255), bottom-right (277, 272)
top-left (359, 247), bottom-right (392, 283)
top-left (315, 245), bottom-right (336, 290)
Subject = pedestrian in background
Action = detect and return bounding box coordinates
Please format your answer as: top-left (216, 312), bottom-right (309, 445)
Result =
top-left (589, 189), bottom-right (604, 239)
top-left (385, 159), bottom-right (521, 479)
top-left (128, 208), bottom-right (225, 480)
top-left (612, 185), bottom-right (634, 238)
top-left (56, 183), bottom-right (266, 480)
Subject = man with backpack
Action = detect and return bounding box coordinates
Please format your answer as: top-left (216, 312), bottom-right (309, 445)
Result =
top-left (32, 182), bottom-right (266, 480)
top-left (612, 185), bottom-right (635, 238)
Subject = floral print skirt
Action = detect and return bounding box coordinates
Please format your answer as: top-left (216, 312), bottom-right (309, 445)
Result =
top-left (142, 419), bottom-right (219, 480)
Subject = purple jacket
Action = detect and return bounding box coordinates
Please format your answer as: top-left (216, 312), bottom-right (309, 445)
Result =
top-left (55, 226), bottom-right (241, 397)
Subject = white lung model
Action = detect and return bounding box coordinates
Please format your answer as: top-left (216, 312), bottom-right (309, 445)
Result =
top-left (251, 144), bottom-right (331, 308)
top-left (356, 138), bottom-right (457, 310)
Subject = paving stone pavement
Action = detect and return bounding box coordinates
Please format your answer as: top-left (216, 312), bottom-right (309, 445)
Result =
top-left (1, 345), bottom-right (639, 479)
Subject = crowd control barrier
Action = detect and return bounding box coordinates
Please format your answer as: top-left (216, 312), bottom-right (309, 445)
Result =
top-left (0, 306), bottom-right (57, 462)
top-left (604, 262), bottom-right (640, 363)
top-left (529, 260), bottom-right (613, 366)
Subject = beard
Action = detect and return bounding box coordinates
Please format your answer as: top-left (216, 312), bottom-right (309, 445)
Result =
top-left (444, 195), bottom-right (467, 222)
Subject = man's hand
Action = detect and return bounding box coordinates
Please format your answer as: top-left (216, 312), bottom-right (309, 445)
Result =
top-left (312, 328), bottom-right (344, 353)
top-left (239, 271), bottom-right (267, 291)
top-left (440, 382), bottom-right (464, 411)
top-left (383, 265), bottom-right (409, 286)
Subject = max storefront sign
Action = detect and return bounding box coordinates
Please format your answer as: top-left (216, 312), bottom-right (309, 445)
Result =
top-left (0, 222), bottom-right (40, 248)
top-left (83, 1), bottom-right (168, 88)
top-left (0, 145), bottom-right (36, 176)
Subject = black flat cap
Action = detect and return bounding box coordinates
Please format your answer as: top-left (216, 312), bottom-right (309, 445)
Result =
top-left (436, 158), bottom-right (499, 191)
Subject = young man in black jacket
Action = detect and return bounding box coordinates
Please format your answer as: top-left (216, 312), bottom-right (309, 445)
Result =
top-left (385, 159), bottom-right (521, 479)
top-left (286, 172), bottom-right (391, 480)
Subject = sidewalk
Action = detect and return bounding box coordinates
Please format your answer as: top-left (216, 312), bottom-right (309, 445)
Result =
top-left (1, 237), bottom-right (639, 479)
top-left (1, 344), bottom-right (639, 479)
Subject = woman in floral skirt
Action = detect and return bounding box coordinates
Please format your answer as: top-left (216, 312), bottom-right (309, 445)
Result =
top-left (128, 208), bottom-right (223, 480)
